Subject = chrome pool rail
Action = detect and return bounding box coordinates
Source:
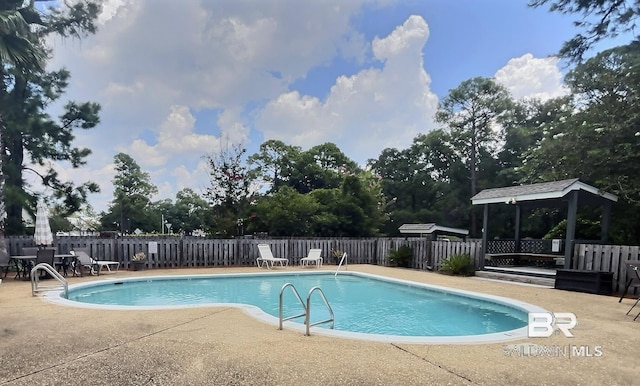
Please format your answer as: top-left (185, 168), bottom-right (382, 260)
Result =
top-left (305, 286), bottom-right (334, 336)
top-left (334, 252), bottom-right (348, 277)
top-left (31, 263), bottom-right (68, 298)
top-left (278, 283), bottom-right (334, 336)
top-left (279, 283), bottom-right (306, 330)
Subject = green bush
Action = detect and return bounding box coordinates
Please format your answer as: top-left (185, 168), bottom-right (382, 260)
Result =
top-left (439, 253), bottom-right (474, 276)
top-left (388, 245), bottom-right (413, 268)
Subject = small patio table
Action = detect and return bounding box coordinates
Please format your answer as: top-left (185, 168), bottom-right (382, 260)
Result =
top-left (54, 254), bottom-right (79, 277)
top-left (9, 255), bottom-right (37, 280)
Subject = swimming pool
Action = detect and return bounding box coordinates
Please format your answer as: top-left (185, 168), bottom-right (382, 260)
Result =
top-left (47, 271), bottom-right (546, 344)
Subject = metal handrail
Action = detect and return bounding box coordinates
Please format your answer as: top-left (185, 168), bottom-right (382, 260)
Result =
top-left (279, 283), bottom-right (335, 336)
top-left (334, 252), bottom-right (347, 277)
top-left (279, 283), bottom-right (307, 330)
top-left (31, 263), bottom-right (68, 298)
top-left (305, 286), bottom-right (334, 336)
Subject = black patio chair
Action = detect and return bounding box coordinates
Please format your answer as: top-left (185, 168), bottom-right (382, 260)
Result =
top-left (624, 263), bottom-right (640, 321)
top-left (35, 248), bottom-right (55, 278)
top-left (21, 247), bottom-right (39, 256)
top-left (619, 260), bottom-right (640, 302)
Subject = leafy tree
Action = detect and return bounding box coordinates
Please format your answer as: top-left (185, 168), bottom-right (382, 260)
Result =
top-left (1, 1), bottom-right (101, 235)
top-left (497, 97), bottom-right (573, 184)
top-left (249, 186), bottom-right (320, 236)
top-left (288, 142), bottom-right (360, 194)
top-left (205, 143), bottom-right (251, 208)
top-left (0, 1), bottom-right (46, 69)
top-left (101, 153), bottom-right (158, 233)
top-left (367, 147), bottom-right (432, 234)
top-left (336, 174), bottom-right (384, 236)
top-left (0, 0), bottom-right (47, 260)
top-left (544, 218), bottom-right (603, 240)
top-left (247, 139), bottom-right (300, 193)
top-left (306, 188), bottom-right (344, 235)
top-left (435, 77), bottom-right (513, 236)
top-left (530, 0), bottom-right (640, 62)
top-left (409, 129), bottom-right (470, 229)
top-left (3, 67), bottom-right (101, 234)
top-left (148, 198), bottom-right (174, 234)
top-left (249, 141), bottom-right (360, 195)
top-left (368, 147), bottom-right (417, 209)
top-left (172, 188), bottom-right (212, 235)
top-left (368, 129), bottom-right (472, 235)
top-left (248, 171), bottom-right (386, 237)
top-left (205, 142), bottom-right (253, 236)
top-left (521, 42), bottom-right (640, 243)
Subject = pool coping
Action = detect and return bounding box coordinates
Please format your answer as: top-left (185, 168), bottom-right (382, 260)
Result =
top-left (44, 270), bottom-right (548, 344)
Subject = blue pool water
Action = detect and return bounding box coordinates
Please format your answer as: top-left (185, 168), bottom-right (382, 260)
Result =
top-left (52, 271), bottom-right (543, 343)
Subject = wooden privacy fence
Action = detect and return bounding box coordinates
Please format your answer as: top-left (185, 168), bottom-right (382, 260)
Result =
top-left (6, 236), bottom-right (482, 271)
top-left (573, 243), bottom-right (640, 296)
top-left (9, 234), bottom-right (639, 294)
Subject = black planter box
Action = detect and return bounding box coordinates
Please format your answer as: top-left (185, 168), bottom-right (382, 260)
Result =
top-left (555, 269), bottom-right (613, 295)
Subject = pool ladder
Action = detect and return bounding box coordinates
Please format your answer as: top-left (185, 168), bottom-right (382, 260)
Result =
top-left (334, 252), bottom-right (347, 277)
top-left (279, 283), bottom-right (334, 336)
top-left (31, 263), bottom-right (68, 298)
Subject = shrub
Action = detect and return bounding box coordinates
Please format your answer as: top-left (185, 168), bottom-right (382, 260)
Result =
top-left (331, 249), bottom-right (345, 265)
top-left (440, 254), bottom-right (474, 276)
top-left (388, 245), bottom-right (413, 268)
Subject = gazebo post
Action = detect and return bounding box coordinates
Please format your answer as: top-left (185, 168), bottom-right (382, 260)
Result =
top-left (601, 201), bottom-right (612, 242)
top-left (480, 204), bottom-right (489, 269)
top-left (563, 191), bottom-right (578, 269)
top-left (514, 204), bottom-right (521, 253)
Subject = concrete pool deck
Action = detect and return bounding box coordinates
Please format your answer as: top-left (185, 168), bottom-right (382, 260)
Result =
top-left (0, 265), bottom-right (638, 385)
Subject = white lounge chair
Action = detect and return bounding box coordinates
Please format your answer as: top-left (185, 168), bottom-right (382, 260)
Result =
top-left (300, 249), bottom-right (323, 268)
top-left (256, 244), bottom-right (289, 269)
top-left (72, 249), bottom-right (120, 276)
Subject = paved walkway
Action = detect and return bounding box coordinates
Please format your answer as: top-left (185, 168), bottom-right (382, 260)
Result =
top-left (0, 265), bottom-right (638, 385)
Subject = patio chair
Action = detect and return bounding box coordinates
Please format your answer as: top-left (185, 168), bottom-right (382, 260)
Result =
top-left (36, 248), bottom-right (55, 266)
top-left (35, 248), bottom-right (56, 278)
top-left (72, 248), bottom-right (120, 276)
top-left (300, 249), bottom-right (323, 268)
top-left (256, 244), bottom-right (289, 269)
top-left (21, 247), bottom-right (39, 256)
top-left (619, 260), bottom-right (640, 302)
top-left (624, 262), bottom-right (640, 320)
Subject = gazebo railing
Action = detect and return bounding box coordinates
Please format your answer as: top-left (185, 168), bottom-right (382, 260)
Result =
top-left (487, 239), bottom-right (561, 255)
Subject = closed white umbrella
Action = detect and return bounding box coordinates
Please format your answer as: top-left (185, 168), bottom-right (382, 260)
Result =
top-left (34, 202), bottom-right (54, 246)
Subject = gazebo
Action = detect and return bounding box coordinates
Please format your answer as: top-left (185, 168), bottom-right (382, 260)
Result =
top-left (471, 178), bottom-right (617, 269)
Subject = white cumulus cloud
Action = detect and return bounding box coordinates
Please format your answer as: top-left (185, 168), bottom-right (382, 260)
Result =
top-left (257, 15), bottom-right (439, 164)
top-left (495, 54), bottom-right (569, 101)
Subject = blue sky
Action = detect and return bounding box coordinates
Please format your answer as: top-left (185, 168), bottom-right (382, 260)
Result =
top-left (36, 0), bottom-right (626, 213)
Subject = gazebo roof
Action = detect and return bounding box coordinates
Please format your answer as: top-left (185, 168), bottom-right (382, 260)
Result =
top-left (398, 223), bottom-right (469, 236)
top-left (470, 178), bottom-right (618, 205)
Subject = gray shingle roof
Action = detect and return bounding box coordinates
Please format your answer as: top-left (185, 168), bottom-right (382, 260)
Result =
top-left (398, 223), bottom-right (469, 235)
top-left (471, 178), bottom-right (617, 205)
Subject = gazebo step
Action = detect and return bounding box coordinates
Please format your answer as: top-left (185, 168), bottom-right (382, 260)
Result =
top-left (483, 266), bottom-right (556, 278)
top-left (475, 270), bottom-right (556, 287)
